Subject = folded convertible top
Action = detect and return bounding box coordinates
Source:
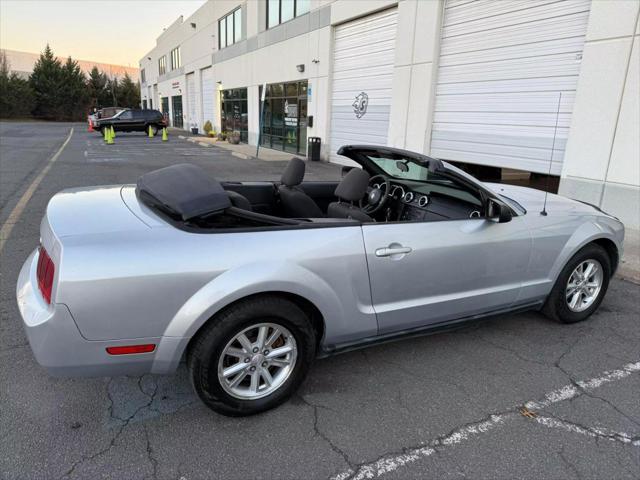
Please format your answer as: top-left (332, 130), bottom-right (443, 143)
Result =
top-left (136, 163), bottom-right (231, 221)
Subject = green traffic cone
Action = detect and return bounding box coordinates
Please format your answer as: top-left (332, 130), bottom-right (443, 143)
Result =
top-left (162, 127), bottom-right (168, 141)
top-left (106, 126), bottom-right (114, 145)
top-left (103, 127), bottom-right (108, 142)
top-left (110, 126), bottom-right (116, 139)
top-left (148, 125), bottom-right (154, 138)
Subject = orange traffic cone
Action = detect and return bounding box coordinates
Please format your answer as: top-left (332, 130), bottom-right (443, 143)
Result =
top-left (88, 120), bottom-right (94, 132)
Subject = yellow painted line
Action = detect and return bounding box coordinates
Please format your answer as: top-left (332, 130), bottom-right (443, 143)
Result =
top-left (0, 127), bottom-right (74, 254)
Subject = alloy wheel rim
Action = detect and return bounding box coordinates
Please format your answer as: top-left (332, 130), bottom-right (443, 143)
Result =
top-left (217, 322), bottom-right (297, 400)
top-left (565, 259), bottom-right (603, 313)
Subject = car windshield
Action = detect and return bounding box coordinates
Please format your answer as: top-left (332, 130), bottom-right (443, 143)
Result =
top-left (365, 154), bottom-right (449, 183)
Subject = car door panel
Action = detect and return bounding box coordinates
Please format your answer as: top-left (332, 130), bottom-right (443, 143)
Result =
top-left (362, 217), bottom-right (532, 334)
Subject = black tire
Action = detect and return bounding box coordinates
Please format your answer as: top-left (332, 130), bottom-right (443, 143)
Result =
top-left (542, 243), bottom-right (611, 324)
top-left (187, 296), bottom-right (316, 416)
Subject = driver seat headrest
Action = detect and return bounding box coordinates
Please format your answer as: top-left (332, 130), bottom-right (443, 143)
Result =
top-left (280, 157), bottom-right (306, 187)
top-left (334, 168), bottom-right (370, 202)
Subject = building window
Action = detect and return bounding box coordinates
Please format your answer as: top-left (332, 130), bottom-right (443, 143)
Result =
top-left (267, 0), bottom-right (310, 29)
top-left (170, 47), bottom-right (181, 70)
top-left (140, 69), bottom-right (146, 83)
top-left (158, 56), bottom-right (166, 75)
top-left (219, 7), bottom-right (242, 49)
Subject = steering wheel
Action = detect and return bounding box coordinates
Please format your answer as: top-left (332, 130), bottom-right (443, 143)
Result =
top-left (360, 175), bottom-right (391, 214)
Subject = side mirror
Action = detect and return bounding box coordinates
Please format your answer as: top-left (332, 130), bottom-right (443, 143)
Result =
top-left (486, 198), bottom-right (512, 223)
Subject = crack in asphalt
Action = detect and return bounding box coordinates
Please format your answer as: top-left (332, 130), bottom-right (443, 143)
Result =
top-left (558, 445), bottom-right (582, 480)
top-left (535, 413), bottom-right (640, 446)
top-left (60, 375), bottom-right (159, 479)
top-left (331, 361), bottom-right (640, 480)
top-left (143, 424), bottom-right (159, 480)
top-left (333, 410), bottom-right (515, 480)
top-left (297, 394), bottom-right (355, 474)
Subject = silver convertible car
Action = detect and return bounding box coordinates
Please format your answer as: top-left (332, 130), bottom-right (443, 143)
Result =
top-left (17, 146), bottom-right (624, 416)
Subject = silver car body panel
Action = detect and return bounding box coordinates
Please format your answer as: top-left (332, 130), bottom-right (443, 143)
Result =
top-left (17, 174), bottom-right (624, 377)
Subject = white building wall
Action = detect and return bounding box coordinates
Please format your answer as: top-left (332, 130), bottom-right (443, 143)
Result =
top-left (559, 0), bottom-right (640, 229)
top-left (138, 0), bottom-right (638, 230)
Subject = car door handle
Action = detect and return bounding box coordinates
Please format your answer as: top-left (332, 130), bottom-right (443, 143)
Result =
top-left (375, 246), bottom-right (412, 257)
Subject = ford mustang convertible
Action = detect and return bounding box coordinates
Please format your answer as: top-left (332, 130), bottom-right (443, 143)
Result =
top-left (17, 146), bottom-right (624, 416)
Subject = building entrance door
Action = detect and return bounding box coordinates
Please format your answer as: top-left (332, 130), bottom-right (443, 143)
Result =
top-left (260, 81), bottom-right (308, 155)
top-left (297, 98), bottom-right (308, 155)
top-left (171, 96), bottom-right (183, 128)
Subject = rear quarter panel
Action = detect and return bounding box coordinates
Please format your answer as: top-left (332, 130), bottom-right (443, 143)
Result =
top-left (57, 225), bottom-right (376, 346)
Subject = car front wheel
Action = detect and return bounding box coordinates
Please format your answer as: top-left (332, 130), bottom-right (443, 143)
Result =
top-left (187, 296), bottom-right (316, 416)
top-left (542, 243), bottom-right (611, 323)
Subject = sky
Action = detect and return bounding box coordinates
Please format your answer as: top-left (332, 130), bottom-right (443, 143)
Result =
top-left (0, 0), bottom-right (207, 67)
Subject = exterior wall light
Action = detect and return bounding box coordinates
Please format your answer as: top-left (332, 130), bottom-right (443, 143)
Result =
top-left (190, 22), bottom-right (196, 29)
top-left (296, 64), bottom-right (305, 73)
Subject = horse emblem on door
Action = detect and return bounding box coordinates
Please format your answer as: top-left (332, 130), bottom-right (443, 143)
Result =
top-left (352, 92), bottom-right (369, 119)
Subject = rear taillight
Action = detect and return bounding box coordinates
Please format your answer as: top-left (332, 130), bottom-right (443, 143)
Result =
top-left (106, 344), bottom-right (156, 355)
top-left (36, 245), bottom-right (55, 304)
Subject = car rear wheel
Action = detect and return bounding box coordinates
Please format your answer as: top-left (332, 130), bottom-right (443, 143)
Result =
top-left (187, 296), bottom-right (316, 416)
top-left (542, 243), bottom-right (611, 324)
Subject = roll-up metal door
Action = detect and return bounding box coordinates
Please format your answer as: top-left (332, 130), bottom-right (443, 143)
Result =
top-left (186, 72), bottom-right (197, 129)
top-left (431, 0), bottom-right (591, 175)
top-left (200, 67), bottom-right (215, 128)
top-left (329, 8), bottom-right (398, 164)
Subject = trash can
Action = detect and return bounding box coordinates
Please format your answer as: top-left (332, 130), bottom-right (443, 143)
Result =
top-left (308, 137), bottom-right (321, 161)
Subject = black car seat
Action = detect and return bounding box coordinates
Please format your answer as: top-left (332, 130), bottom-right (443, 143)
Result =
top-left (277, 157), bottom-right (324, 218)
top-left (327, 168), bottom-right (373, 222)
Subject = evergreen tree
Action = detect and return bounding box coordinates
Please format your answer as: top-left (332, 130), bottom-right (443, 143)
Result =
top-left (29, 44), bottom-right (64, 119)
top-left (0, 51), bottom-right (35, 118)
top-left (107, 76), bottom-right (119, 106)
top-left (60, 57), bottom-right (89, 120)
top-left (87, 66), bottom-right (110, 109)
top-left (0, 51), bottom-right (9, 116)
top-left (116, 73), bottom-right (140, 108)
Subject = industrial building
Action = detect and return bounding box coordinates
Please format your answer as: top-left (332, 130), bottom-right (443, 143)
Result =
top-left (139, 0), bottom-right (639, 229)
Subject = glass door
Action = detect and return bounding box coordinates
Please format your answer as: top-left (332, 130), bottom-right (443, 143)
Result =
top-left (161, 97), bottom-right (169, 124)
top-left (260, 81), bottom-right (308, 155)
top-left (297, 98), bottom-right (307, 155)
top-left (171, 96), bottom-right (183, 128)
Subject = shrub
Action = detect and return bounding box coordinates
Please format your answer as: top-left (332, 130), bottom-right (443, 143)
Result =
top-left (203, 120), bottom-right (212, 134)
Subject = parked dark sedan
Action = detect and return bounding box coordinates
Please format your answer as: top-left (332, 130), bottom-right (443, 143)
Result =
top-left (94, 109), bottom-right (167, 134)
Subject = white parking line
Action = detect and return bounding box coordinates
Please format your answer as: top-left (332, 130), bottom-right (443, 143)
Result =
top-left (0, 127), bottom-right (74, 254)
top-left (331, 361), bottom-right (640, 480)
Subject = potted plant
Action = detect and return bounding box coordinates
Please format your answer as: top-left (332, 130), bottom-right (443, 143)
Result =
top-left (228, 130), bottom-right (241, 144)
top-left (190, 123), bottom-right (199, 135)
top-left (217, 131), bottom-right (227, 141)
top-left (203, 120), bottom-right (212, 136)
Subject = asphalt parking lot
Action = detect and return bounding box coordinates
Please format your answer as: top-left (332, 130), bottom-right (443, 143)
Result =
top-left (1, 121), bottom-right (639, 480)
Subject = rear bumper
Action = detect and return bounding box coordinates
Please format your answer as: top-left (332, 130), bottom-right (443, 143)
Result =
top-left (16, 249), bottom-right (187, 377)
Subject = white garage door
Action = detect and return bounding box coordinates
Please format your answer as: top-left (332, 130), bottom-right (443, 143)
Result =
top-left (430, 0), bottom-right (591, 174)
top-left (200, 67), bottom-right (215, 129)
top-left (330, 8), bottom-right (397, 164)
top-left (186, 73), bottom-right (197, 129)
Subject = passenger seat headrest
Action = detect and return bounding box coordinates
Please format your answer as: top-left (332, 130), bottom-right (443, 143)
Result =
top-left (334, 168), bottom-right (370, 202)
top-left (281, 157), bottom-right (306, 187)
